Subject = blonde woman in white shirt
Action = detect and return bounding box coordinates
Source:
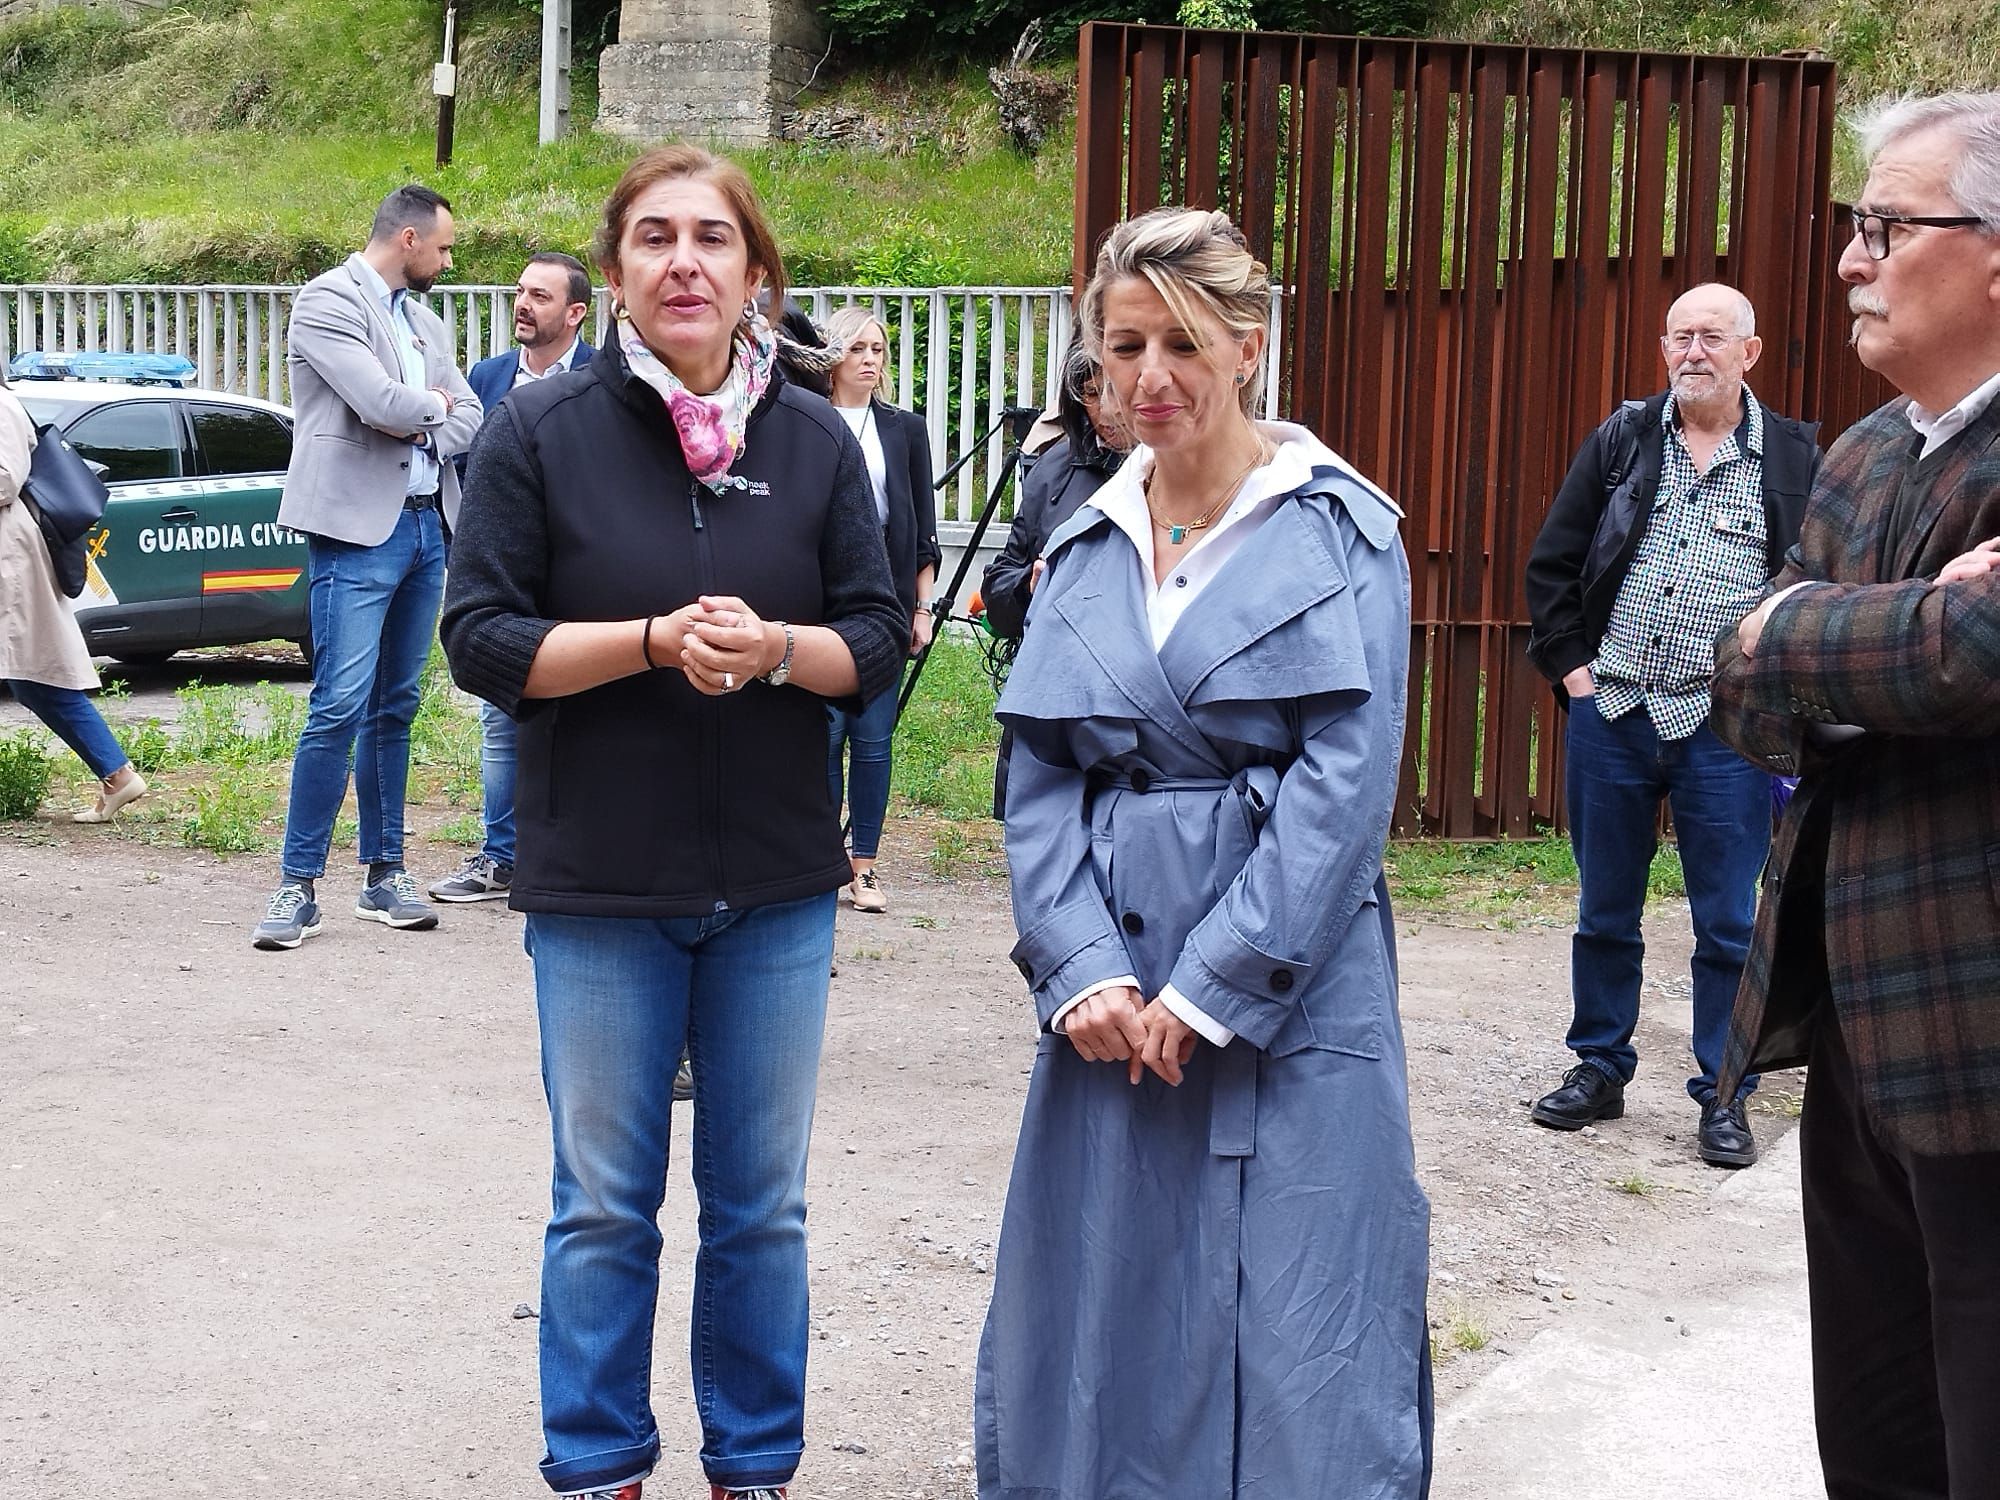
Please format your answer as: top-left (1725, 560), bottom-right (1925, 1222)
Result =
top-left (819, 304), bottom-right (940, 912)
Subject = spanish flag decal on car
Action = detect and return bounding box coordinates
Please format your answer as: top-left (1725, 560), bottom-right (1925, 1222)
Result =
top-left (202, 567), bottom-right (304, 594)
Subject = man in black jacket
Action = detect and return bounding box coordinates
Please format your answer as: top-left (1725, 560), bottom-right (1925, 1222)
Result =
top-left (1523, 283), bottom-right (1821, 1167)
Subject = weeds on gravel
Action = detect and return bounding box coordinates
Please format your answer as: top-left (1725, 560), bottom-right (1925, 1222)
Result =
top-left (173, 681), bottom-right (305, 764)
top-left (117, 717), bottom-right (175, 773)
top-left (435, 812), bottom-right (483, 846)
top-left (1752, 1090), bottom-right (1805, 1118)
top-left (1609, 1172), bottom-right (1661, 1197)
top-left (0, 728), bottom-right (54, 819)
top-left (410, 644), bottom-right (481, 800)
top-left (181, 780), bottom-right (273, 852)
top-left (1446, 1311), bottom-right (1491, 1353)
top-left (929, 823), bottom-right (970, 876)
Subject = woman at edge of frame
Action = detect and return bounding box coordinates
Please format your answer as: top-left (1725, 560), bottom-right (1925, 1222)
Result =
top-left (979, 342), bottom-right (1130, 817)
top-left (439, 144), bottom-right (905, 1500)
top-left (818, 302), bottom-right (941, 914)
top-left (973, 205), bottom-right (1433, 1499)
top-left (0, 369), bottom-right (149, 823)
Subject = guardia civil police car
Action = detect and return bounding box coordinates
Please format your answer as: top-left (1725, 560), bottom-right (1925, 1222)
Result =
top-left (11, 351), bottom-right (309, 665)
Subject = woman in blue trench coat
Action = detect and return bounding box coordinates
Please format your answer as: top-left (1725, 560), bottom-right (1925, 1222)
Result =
top-left (974, 207), bottom-right (1433, 1499)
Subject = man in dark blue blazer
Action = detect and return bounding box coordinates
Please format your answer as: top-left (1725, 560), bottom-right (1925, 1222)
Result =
top-left (431, 252), bottom-right (594, 904)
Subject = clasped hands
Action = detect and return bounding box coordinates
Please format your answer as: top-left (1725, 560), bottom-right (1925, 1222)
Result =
top-left (653, 594), bottom-right (777, 696)
top-left (1064, 985), bottom-right (1199, 1086)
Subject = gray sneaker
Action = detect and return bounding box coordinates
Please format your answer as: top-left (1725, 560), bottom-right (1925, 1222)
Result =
top-left (252, 882), bottom-right (322, 951)
top-left (354, 869), bottom-right (439, 930)
top-left (428, 852), bottom-right (513, 903)
top-left (672, 1052), bottom-right (694, 1103)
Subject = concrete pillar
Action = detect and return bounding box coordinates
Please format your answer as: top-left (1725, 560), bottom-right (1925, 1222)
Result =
top-left (597, 0), bottom-right (825, 146)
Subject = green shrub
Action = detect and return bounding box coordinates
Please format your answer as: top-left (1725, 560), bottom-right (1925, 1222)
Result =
top-left (0, 729), bottom-right (55, 820)
top-left (181, 779), bottom-right (272, 853)
top-left (117, 717), bottom-right (175, 774)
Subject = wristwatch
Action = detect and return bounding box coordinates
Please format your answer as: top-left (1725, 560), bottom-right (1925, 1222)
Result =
top-left (761, 621), bottom-right (796, 687)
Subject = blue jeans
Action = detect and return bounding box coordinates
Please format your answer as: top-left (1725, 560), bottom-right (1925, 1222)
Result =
top-left (1564, 693), bottom-right (1768, 1102)
top-left (479, 698), bottom-right (517, 867)
top-left (525, 892), bottom-right (838, 1494)
top-left (827, 683), bottom-right (900, 860)
top-left (5, 679), bottom-right (129, 780)
top-left (279, 508), bottom-right (445, 880)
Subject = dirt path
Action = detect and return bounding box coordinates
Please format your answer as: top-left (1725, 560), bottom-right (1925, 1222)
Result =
top-left (0, 817), bottom-right (1799, 1497)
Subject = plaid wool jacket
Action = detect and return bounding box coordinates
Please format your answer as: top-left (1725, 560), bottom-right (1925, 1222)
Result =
top-left (1710, 395), bottom-right (2000, 1155)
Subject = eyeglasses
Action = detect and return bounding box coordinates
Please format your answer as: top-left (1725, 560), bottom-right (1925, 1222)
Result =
top-left (1850, 208), bottom-right (1987, 261)
top-left (1660, 330), bottom-right (1743, 355)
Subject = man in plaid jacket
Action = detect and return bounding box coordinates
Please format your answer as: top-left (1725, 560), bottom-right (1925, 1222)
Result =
top-left (1714, 92), bottom-right (2000, 1497)
top-left (1524, 283), bottom-right (1820, 1168)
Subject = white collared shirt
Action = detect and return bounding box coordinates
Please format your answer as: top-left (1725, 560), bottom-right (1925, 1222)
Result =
top-left (512, 337), bottom-right (582, 387)
top-left (1049, 421), bottom-right (1392, 1049)
top-left (1907, 369), bottom-right (2000, 459)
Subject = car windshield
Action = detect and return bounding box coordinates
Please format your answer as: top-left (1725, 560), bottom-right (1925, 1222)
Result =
top-left (14, 395), bottom-right (65, 427)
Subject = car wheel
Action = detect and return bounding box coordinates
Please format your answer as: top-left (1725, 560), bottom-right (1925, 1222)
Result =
top-left (107, 651), bottom-right (174, 668)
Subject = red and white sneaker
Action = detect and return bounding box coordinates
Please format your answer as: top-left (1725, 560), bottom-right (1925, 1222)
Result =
top-left (710, 1487), bottom-right (786, 1499)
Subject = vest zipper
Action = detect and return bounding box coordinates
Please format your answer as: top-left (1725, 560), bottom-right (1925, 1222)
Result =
top-left (689, 478), bottom-right (728, 907)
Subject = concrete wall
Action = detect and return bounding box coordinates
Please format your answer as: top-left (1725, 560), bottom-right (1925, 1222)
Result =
top-left (0, 0), bottom-right (165, 24)
top-left (598, 0), bottom-right (825, 145)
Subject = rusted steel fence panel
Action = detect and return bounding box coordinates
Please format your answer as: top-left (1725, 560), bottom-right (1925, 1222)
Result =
top-left (1073, 23), bottom-right (1850, 836)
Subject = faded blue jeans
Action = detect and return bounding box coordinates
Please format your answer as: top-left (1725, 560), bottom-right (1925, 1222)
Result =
top-left (524, 892), bottom-right (838, 1494)
top-left (827, 683), bottom-right (900, 861)
top-left (5, 680), bottom-right (128, 779)
top-left (279, 508), bottom-right (445, 879)
top-left (479, 698), bottom-right (517, 868)
top-left (1564, 692), bottom-right (1768, 1102)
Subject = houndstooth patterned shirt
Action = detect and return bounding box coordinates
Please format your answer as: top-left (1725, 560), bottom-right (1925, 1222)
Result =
top-left (1593, 390), bottom-right (1770, 742)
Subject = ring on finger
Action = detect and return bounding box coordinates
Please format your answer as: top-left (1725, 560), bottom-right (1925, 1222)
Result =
top-left (724, 671), bottom-right (735, 690)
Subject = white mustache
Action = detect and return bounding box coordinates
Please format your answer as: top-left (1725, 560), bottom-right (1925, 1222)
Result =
top-left (1848, 289), bottom-right (1889, 318)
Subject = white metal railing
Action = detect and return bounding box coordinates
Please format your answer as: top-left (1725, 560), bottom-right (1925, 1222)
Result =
top-left (1, 282), bottom-right (1087, 522)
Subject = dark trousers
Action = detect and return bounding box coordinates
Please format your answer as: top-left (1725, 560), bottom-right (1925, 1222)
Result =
top-left (1802, 1008), bottom-right (2000, 1499)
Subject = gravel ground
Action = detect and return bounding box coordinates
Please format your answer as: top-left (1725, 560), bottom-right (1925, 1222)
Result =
top-left (0, 803), bottom-right (1800, 1498)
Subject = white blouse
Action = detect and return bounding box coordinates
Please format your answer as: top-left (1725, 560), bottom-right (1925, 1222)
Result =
top-left (835, 403), bottom-right (890, 525)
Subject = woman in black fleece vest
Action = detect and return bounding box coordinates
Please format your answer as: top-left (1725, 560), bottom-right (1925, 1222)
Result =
top-left (439, 146), bottom-right (903, 1500)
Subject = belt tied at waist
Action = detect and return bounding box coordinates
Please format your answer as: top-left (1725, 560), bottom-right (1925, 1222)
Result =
top-left (1088, 768), bottom-right (1233, 795)
top-left (1087, 762), bottom-right (1284, 1157)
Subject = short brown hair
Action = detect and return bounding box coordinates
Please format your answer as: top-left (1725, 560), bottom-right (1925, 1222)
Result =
top-left (592, 144), bottom-right (788, 309)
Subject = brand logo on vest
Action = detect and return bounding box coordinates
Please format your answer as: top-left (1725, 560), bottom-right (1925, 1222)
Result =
top-left (746, 480), bottom-right (772, 497)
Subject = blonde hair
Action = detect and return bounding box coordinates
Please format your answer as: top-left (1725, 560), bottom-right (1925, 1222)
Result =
top-left (1077, 207), bottom-right (1272, 416)
top-left (819, 304), bottom-right (889, 401)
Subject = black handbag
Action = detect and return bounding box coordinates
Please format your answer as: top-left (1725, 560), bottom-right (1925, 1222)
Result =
top-left (20, 422), bottom-right (109, 600)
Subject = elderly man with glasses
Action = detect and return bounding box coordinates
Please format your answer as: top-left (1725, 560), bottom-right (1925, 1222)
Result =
top-left (1524, 282), bottom-right (1822, 1167)
top-left (1712, 93), bottom-right (2000, 1498)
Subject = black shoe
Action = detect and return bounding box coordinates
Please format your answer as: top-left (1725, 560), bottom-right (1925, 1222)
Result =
top-left (1530, 1063), bottom-right (1626, 1130)
top-left (1698, 1095), bottom-right (1759, 1167)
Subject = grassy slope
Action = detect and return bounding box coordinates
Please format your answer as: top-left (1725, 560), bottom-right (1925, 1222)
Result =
top-left (1, 0), bottom-right (1992, 285)
top-left (0, 0), bottom-right (1073, 285)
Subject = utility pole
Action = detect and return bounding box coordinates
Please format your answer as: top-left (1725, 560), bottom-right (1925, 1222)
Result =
top-left (540, 0), bottom-right (573, 145)
top-left (434, 2), bottom-right (460, 169)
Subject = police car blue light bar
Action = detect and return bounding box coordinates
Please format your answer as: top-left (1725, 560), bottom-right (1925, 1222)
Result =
top-left (8, 351), bottom-right (198, 386)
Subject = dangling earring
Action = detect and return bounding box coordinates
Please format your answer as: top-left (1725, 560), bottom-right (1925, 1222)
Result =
top-left (611, 297), bottom-right (630, 322)
top-left (742, 300), bottom-right (758, 323)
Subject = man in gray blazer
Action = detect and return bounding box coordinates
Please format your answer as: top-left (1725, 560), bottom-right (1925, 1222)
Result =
top-left (253, 184), bottom-right (482, 951)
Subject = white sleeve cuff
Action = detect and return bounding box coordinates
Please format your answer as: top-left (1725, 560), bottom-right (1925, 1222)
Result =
top-left (1160, 984), bottom-right (1236, 1047)
top-left (1050, 975), bottom-right (1139, 1034)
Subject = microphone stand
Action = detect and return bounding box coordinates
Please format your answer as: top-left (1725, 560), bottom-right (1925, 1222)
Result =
top-left (895, 405), bottom-right (1042, 720)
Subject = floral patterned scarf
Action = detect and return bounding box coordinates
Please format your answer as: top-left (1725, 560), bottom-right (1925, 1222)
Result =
top-left (619, 308), bottom-right (778, 494)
